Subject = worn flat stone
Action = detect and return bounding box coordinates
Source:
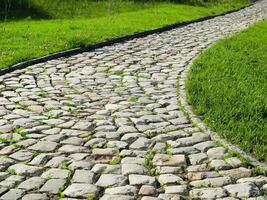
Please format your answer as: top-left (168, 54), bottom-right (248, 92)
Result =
top-left (207, 147), bottom-right (227, 159)
top-left (237, 176), bottom-right (267, 187)
top-left (219, 167), bottom-right (251, 180)
top-left (0, 189), bottom-right (25, 200)
top-left (190, 176), bottom-right (233, 187)
top-left (164, 185), bottom-right (188, 195)
top-left (40, 179), bottom-right (66, 194)
top-left (152, 154), bottom-right (186, 167)
top-left (18, 177), bottom-right (45, 190)
top-left (9, 150), bottom-right (33, 162)
top-left (129, 175), bottom-right (156, 185)
top-left (158, 174), bottom-right (183, 185)
top-left (190, 188), bottom-right (228, 199)
top-left (96, 174), bottom-right (127, 187)
top-left (21, 193), bottom-right (49, 200)
top-left (8, 164), bottom-right (42, 176)
top-left (58, 145), bottom-right (89, 153)
top-left (121, 164), bottom-right (149, 175)
top-left (105, 185), bottom-right (138, 195)
top-left (100, 195), bottom-right (134, 200)
top-left (224, 183), bottom-right (261, 198)
top-left (72, 170), bottom-right (95, 183)
top-left (139, 185), bottom-right (157, 195)
top-left (63, 183), bottom-right (100, 198)
top-left (28, 141), bottom-right (58, 152)
top-left (0, 175), bottom-right (25, 188)
top-left (41, 168), bottom-right (69, 179)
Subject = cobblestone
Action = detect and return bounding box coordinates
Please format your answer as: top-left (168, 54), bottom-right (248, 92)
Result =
top-left (40, 178), bottom-right (66, 194)
top-left (0, 1), bottom-right (266, 199)
top-left (63, 183), bottom-right (100, 198)
top-left (224, 182), bottom-right (261, 198)
top-left (18, 177), bottom-right (45, 190)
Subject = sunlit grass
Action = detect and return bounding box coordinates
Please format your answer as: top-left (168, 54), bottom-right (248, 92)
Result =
top-left (0, 0), bottom-right (249, 68)
top-left (186, 20), bottom-right (267, 162)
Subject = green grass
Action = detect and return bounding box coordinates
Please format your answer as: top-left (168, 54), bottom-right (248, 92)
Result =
top-left (186, 20), bottom-right (267, 162)
top-left (0, 0), bottom-right (249, 69)
top-left (1, 0), bottom-right (160, 20)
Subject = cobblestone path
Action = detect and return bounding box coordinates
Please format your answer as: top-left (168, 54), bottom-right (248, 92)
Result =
top-left (0, 1), bottom-right (267, 200)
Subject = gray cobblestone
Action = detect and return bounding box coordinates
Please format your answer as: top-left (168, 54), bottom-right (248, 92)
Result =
top-left (63, 183), bottom-right (100, 198)
top-left (40, 179), bottom-right (66, 194)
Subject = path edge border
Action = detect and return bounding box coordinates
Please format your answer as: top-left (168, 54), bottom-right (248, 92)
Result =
top-left (0, 2), bottom-right (255, 76)
top-left (178, 58), bottom-right (267, 170)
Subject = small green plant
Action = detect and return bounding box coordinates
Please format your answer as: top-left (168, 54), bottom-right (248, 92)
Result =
top-left (109, 156), bottom-right (121, 165)
top-left (213, 140), bottom-right (223, 147)
top-left (35, 90), bottom-right (46, 97)
top-left (224, 149), bottom-right (251, 167)
top-left (15, 103), bottom-right (22, 109)
top-left (144, 149), bottom-right (160, 175)
top-left (177, 100), bottom-right (190, 119)
top-left (57, 185), bottom-right (65, 198)
top-left (0, 127), bottom-right (28, 145)
top-left (42, 110), bottom-right (56, 119)
top-left (238, 156), bottom-right (251, 167)
top-left (14, 127), bottom-right (27, 138)
top-left (105, 66), bottom-right (114, 73)
top-left (48, 114), bottom-right (58, 119)
top-left (251, 166), bottom-right (267, 176)
top-left (160, 184), bottom-right (166, 189)
top-left (70, 109), bottom-right (80, 115)
top-left (45, 175), bottom-right (53, 181)
top-left (151, 167), bottom-right (161, 176)
top-left (198, 126), bottom-right (205, 133)
top-left (66, 96), bottom-right (73, 101)
top-left (67, 170), bottom-right (74, 180)
top-left (112, 84), bottom-right (119, 89)
top-left (224, 150), bottom-right (240, 159)
top-left (165, 143), bottom-right (173, 155)
top-left (0, 137), bottom-right (8, 144)
top-left (32, 151), bottom-right (40, 157)
top-left (7, 168), bottom-right (16, 175)
top-left (71, 88), bottom-right (81, 94)
top-left (91, 144), bottom-right (98, 149)
top-left (59, 161), bottom-right (69, 170)
top-left (87, 196), bottom-right (95, 200)
top-left (85, 135), bottom-right (93, 142)
top-left (63, 102), bottom-right (76, 107)
top-left (144, 130), bottom-right (165, 139)
top-left (59, 92), bottom-right (66, 97)
top-left (118, 73), bottom-right (128, 77)
top-left (0, 133), bottom-right (15, 145)
top-left (128, 96), bottom-right (138, 103)
top-left (144, 149), bottom-right (155, 168)
top-left (23, 160), bottom-right (30, 165)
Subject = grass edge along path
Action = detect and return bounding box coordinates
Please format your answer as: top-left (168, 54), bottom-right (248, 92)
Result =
top-left (186, 20), bottom-right (267, 162)
top-left (0, 0), bottom-right (249, 69)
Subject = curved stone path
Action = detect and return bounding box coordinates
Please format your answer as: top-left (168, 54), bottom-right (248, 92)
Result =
top-left (0, 1), bottom-right (267, 200)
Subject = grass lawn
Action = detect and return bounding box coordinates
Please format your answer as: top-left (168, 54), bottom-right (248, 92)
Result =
top-left (0, 0), bottom-right (249, 69)
top-left (186, 20), bottom-right (267, 162)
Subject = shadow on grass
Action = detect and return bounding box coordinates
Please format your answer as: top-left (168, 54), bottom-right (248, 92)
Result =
top-left (1, 0), bottom-right (212, 21)
top-left (134, 0), bottom-right (214, 5)
top-left (0, 0), bottom-right (51, 21)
